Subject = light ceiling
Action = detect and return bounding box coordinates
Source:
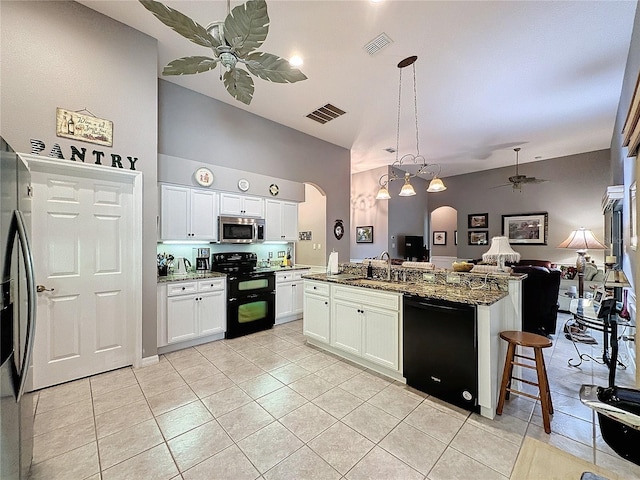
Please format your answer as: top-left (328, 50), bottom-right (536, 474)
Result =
top-left (78, 0), bottom-right (637, 177)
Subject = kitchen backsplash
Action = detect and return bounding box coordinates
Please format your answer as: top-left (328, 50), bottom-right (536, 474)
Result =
top-left (156, 242), bottom-right (295, 270)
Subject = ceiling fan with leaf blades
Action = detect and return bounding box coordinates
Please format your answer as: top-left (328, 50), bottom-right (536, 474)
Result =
top-left (493, 147), bottom-right (547, 191)
top-left (139, 0), bottom-right (307, 105)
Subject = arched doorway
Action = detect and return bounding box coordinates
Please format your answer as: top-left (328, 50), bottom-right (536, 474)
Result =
top-left (429, 206), bottom-right (458, 269)
top-left (297, 183), bottom-right (327, 268)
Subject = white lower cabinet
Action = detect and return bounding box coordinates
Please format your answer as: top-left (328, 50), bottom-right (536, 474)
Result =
top-left (331, 285), bottom-right (399, 370)
top-left (159, 278), bottom-right (226, 347)
top-left (303, 281), bottom-right (401, 372)
top-left (303, 280), bottom-right (331, 343)
top-left (275, 269), bottom-right (308, 323)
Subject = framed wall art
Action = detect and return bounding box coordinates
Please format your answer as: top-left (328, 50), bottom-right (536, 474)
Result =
top-left (502, 212), bottom-right (548, 245)
top-left (356, 225), bottom-right (373, 243)
top-left (56, 107), bottom-right (113, 146)
top-left (468, 213), bottom-right (488, 229)
top-left (433, 231), bottom-right (447, 245)
top-left (468, 230), bottom-right (488, 245)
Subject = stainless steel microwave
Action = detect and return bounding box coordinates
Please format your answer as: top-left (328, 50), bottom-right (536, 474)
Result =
top-left (219, 216), bottom-right (265, 244)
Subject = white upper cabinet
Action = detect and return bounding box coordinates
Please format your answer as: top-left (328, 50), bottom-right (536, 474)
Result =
top-left (265, 199), bottom-right (298, 241)
top-left (219, 193), bottom-right (264, 217)
top-left (160, 184), bottom-right (217, 241)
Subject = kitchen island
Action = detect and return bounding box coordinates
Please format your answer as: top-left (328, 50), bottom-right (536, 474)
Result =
top-left (302, 267), bottom-right (524, 420)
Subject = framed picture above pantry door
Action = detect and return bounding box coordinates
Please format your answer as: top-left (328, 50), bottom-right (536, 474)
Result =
top-left (25, 155), bottom-right (142, 390)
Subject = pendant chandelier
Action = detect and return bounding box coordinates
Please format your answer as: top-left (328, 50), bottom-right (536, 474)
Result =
top-left (376, 56), bottom-right (446, 200)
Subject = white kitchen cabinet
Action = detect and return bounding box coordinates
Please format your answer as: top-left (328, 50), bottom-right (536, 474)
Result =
top-left (219, 193), bottom-right (263, 217)
top-left (331, 299), bottom-right (362, 356)
top-left (265, 199), bottom-right (298, 241)
top-left (160, 184), bottom-right (217, 241)
top-left (303, 280), bottom-right (331, 343)
top-left (275, 269), bottom-right (308, 323)
top-left (161, 278), bottom-right (226, 346)
top-left (330, 285), bottom-right (400, 370)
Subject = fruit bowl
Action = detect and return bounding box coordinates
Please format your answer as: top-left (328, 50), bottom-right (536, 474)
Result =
top-left (452, 262), bottom-right (474, 272)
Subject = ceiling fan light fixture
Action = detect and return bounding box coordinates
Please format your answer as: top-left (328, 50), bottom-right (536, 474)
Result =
top-left (139, 0), bottom-right (307, 105)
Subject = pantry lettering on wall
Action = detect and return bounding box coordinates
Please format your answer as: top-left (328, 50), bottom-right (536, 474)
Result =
top-left (56, 107), bottom-right (113, 146)
top-left (29, 139), bottom-right (139, 171)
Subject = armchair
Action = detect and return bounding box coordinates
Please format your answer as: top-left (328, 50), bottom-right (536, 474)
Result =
top-left (512, 262), bottom-right (562, 336)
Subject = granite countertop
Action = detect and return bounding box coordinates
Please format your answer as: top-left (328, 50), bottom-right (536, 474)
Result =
top-left (157, 271), bottom-right (226, 283)
top-left (157, 266), bottom-right (310, 283)
top-left (303, 273), bottom-right (509, 306)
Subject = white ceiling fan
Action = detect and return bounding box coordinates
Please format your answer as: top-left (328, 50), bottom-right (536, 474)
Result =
top-left (139, 0), bottom-right (307, 105)
top-left (494, 148), bottom-right (547, 191)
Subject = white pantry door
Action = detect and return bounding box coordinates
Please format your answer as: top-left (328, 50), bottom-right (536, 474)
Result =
top-left (30, 168), bottom-right (135, 390)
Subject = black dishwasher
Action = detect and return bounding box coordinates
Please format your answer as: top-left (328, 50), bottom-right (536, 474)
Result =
top-left (403, 296), bottom-right (479, 413)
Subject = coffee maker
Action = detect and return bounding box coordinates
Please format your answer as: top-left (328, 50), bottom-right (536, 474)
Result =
top-left (194, 247), bottom-right (211, 271)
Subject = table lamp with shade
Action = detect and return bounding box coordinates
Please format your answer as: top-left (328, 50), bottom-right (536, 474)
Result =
top-left (558, 227), bottom-right (606, 298)
top-left (482, 236), bottom-right (520, 272)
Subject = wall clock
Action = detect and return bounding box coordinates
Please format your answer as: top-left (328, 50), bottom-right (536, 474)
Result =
top-left (194, 167), bottom-right (214, 187)
top-left (238, 178), bottom-right (250, 192)
top-left (269, 184), bottom-right (279, 196)
top-left (334, 219), bottom-right (344, 240)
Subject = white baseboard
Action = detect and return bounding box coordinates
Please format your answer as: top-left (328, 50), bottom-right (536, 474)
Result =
top-left (139, 355), bottom-right (160, 368)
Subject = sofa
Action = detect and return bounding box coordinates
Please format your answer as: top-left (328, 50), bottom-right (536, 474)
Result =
top-left (512, 260), bottom-right (562, 337)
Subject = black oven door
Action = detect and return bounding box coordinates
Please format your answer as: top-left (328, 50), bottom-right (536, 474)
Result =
top-left (228, 272), bottom-right (275, 298)
top-left (226, 292), bottom-right (275, 338)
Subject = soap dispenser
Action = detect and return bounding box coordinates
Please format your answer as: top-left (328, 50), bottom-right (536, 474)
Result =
top-left (367, 261), bottom-right (373, 278)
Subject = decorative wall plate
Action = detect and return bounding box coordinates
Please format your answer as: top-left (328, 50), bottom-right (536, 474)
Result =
top-left (238, 178), bottom-right (250, 192)
top-left (269, 184), bottom-right (279, 196)
top-left (334, 219), bottom-right (344, 240)
top-left (194, 167), bottom-right (214, 187)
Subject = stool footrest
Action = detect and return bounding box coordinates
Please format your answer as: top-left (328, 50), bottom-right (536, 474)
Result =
top-left (511, 376), bottom-right (540, 388)
top-left (506, 388), bottom-right (541, 402)
top-left (512, 360), bottom-right (536, 370)
top-left (514, 353), bottom-right (535, 362)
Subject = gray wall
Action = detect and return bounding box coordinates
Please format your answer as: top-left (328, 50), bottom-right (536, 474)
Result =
top-left (0, 1), bottom-right (159, 358)
top-left (158, 80), bottom-right (351, 262)
top-left (388, 169), bottom-right (429, 259)
top-left (609, 0), bottom-right (640, 385)
top-left (351, 166), bottom-right (389, 259)
top-left (430, 150), bottom-right (611, 265)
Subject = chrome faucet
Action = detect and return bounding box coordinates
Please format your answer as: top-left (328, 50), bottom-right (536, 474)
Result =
top-left (379, 251), bottom-right (391, 281)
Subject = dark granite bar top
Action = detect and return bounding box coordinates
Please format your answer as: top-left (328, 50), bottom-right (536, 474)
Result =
top-left (303, 273), bottom-right (510, 306)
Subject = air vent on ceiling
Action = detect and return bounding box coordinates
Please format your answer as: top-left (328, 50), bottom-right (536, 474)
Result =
top-left (364, 33), bottom-right (393, 56)
top-left (306, 104), bottom-right (346, 124)
top-left (384, 147), bottom-right (396, 153)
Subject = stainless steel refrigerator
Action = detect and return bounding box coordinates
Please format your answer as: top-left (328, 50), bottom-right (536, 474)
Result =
top-left (1, 137), bottom-right (36, 479)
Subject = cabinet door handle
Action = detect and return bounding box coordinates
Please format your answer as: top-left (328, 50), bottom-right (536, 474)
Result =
top-left (182, 287), bottom-right (186, 290)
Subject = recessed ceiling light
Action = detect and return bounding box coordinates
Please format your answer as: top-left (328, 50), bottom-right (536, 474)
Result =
top-left (289, 55), bottom-right (303, 67)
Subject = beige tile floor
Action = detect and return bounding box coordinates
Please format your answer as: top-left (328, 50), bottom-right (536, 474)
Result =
top-left (27, 313), bottom-right (640, 480)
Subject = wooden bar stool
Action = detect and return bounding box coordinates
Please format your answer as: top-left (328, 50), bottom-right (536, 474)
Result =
top-left (496, 330), bottom-right (554, 433)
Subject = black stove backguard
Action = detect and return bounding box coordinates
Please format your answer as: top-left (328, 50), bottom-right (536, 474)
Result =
top-left (212, 252), bottom-right (276, 339)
